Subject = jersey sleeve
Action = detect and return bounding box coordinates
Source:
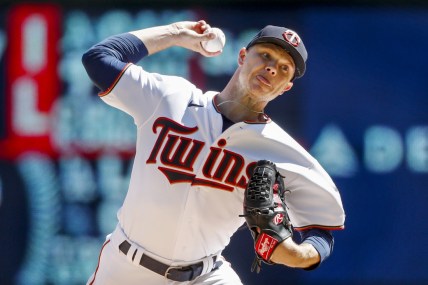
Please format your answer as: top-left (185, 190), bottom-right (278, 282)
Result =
top-left (277, 156), bottom-right (345, 231)
top-left (276, 150), bottom-right (345, 231)
top-left (82, 32), bottom-right (196, 126)
top-left (259, 123), bottom-right (345, 230)
top-left (221, 122), bottom-right (346, 230)
top-left (100, 65), bottom-right (196, 126)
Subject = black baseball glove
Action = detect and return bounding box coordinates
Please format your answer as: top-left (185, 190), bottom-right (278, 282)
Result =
top-left (241, 160), bottom-right (293, 273)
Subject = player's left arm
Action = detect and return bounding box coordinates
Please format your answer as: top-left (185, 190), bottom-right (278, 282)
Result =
top-left (243, 160), bottom-right (336, 271)
top-left (270, 228), bottom-right (334, 269)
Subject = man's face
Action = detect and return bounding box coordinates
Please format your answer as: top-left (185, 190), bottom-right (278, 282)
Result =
top-left (238, 43), bottom-right (295, 100)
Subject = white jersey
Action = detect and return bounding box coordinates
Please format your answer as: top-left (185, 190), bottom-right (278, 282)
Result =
top-left (100, 63), bottom-right (345, 262)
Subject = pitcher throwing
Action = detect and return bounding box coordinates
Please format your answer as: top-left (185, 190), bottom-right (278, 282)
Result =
top-left (82, 20), bottom-right (345, 285)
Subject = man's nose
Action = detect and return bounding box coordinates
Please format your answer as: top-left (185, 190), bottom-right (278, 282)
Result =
top-left (265, 66), bottom-right (276, 76)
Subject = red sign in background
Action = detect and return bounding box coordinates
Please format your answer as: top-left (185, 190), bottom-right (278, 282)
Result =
top-left (0, 4), bottom-right (61, 160)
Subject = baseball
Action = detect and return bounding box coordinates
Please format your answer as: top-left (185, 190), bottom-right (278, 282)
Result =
top-left (201, 27), bottom-right (226, 53)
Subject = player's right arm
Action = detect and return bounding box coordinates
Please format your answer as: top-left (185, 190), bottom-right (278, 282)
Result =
top-left (129, 20), bottom-right (220, 57)
top-left (81, 20), bottom-right (217, 93)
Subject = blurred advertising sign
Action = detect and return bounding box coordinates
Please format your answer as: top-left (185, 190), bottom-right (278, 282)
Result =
top-left (0, 4), bottom-right (61, 159)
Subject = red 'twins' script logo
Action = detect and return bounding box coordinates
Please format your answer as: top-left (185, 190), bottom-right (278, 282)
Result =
top-left (146, 117), bottom-right (256, 191)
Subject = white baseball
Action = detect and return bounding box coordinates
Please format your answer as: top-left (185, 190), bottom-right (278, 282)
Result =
top-left (201, 27), bottom-right (226, 53)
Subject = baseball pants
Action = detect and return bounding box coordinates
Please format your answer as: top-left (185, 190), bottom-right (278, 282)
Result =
top-left (86, 227), bottom-right (243, 285)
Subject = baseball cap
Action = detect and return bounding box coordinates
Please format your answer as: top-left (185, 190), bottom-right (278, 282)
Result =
top-left (246, 25), bottom-right (308, 79)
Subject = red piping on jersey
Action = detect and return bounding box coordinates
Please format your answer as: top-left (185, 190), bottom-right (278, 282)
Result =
top-left (212, 94), bottom-right (272, 124)
top-left (294, 224), bottom-right (345, 231)
top-left (98, 63), bottom-right (132, 97)
top-left (88, 239), bottom-right (111, 285)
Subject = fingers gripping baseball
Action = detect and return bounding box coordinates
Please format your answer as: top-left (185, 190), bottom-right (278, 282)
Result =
top-left (173, 20), bottom-right (223, 57)
top-left (241, 160), bottom-right (293, 273)
top-left (200, 28), bottom-right (225, 53)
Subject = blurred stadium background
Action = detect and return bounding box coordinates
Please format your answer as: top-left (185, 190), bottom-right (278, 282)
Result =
top-left (0, 0), bottom-right (427, 284)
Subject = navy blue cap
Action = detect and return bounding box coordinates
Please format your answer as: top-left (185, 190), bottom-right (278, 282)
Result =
top-left (246, 25), bottom-right (308, 79)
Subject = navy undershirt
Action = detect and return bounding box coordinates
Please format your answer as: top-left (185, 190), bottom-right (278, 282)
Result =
top-left (82, 33), bottom-right (148, 92)
top-left (221, 114), bottom-right (235, 132)
top-left (82, 33), bottom-right (334, 269)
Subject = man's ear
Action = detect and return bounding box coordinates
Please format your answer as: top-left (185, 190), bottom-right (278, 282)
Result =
top-left (282, 82), bottom-right (293, 93)
top-left (238, 48), bottom-right (247, 65)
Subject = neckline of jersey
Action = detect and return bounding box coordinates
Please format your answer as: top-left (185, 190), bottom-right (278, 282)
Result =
top-left (211, 93), bottom-right (272, 124)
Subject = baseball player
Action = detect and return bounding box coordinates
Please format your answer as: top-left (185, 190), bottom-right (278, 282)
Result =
top-left (82, 20), bottom-right (345, 284)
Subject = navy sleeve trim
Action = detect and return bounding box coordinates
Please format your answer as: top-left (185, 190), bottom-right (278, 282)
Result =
top-left (82, 33), bottom-right (148, 92)
top-left (299, 228), bottom-right (334, 271)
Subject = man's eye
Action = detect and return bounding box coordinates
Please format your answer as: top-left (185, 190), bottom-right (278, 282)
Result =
top-left (281, 65), bottom-right (289, 72)
top-left (262, 53), bottom-right (270, 59)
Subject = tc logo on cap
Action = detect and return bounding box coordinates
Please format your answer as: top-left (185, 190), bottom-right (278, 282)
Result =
top-left (282, 30), bottom-right (301, 47)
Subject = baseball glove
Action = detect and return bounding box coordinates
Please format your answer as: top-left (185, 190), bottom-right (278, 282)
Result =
top-left (241, 160), bottom-right (293, 273)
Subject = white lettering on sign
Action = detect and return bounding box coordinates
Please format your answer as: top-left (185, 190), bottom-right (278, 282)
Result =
top-left (364, 126), bottom-right (404, 173)
top-left (12, 77), bottom-right (49, 135)
top-left (23, 15), bottom-right (47, 73)
top-left (406, 126), bottom-right (428, 172)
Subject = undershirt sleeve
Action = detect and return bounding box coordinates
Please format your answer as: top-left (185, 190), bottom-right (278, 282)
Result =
top-left (298, 228), bottom-right (334, 270)
top-left (81, 33), bottom-right (148, 92)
